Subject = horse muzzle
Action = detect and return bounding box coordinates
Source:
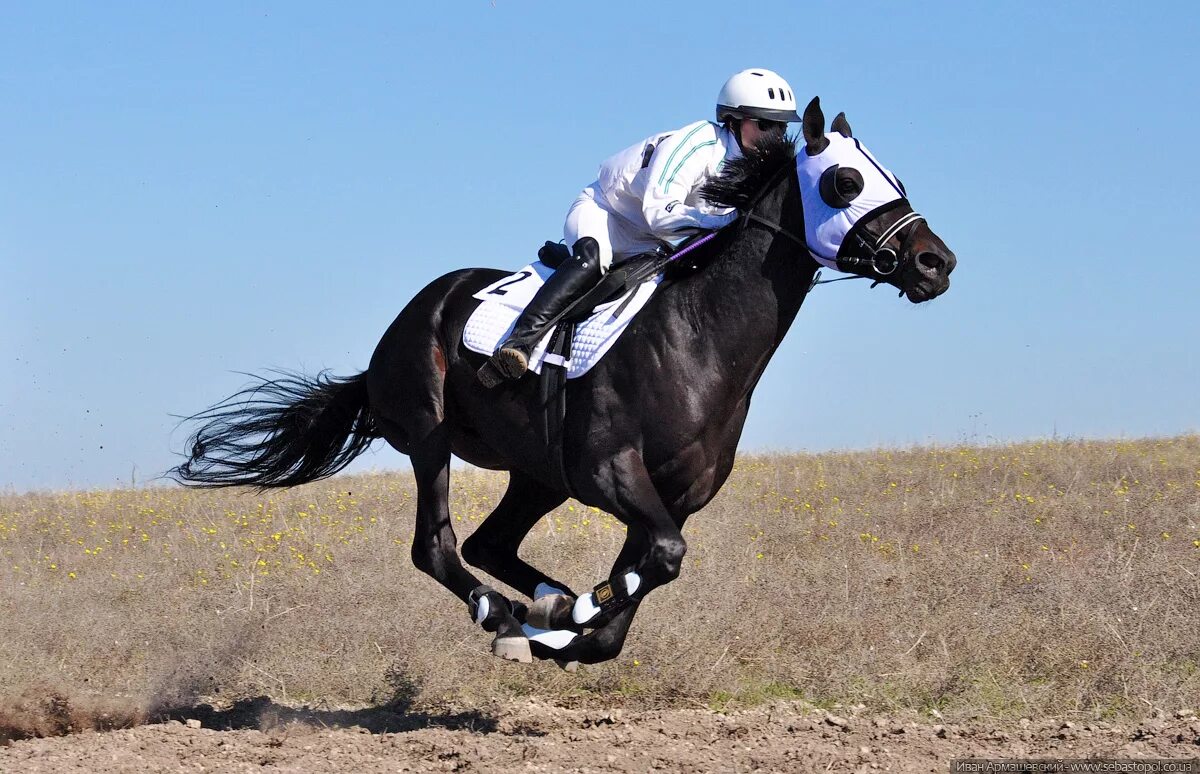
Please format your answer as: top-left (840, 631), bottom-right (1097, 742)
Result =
top-left (903, 247), bottom-right (956, 303)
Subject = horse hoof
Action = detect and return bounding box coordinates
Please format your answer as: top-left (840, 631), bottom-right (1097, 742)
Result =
top-left (555, 659), bottom-right (579, 673)
top-left (492, 635), bottom-right (532, 664)
top-left (527, 593), bottom-right (575, 630)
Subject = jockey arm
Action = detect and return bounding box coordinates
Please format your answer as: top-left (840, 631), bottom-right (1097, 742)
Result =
top-left (641, 124), bottom-right (737, 237)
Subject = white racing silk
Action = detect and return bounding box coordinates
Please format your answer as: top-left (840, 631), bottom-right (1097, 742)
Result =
top-left (595, 120), bottom-right (742, 237)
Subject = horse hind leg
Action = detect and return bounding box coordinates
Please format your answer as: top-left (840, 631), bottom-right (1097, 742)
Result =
top-left (460, 470), bottom-right (573, 602)
top-left (460, 472), bottom-right (585, 664)
top-left (396, 418), bottom-right (531, 664)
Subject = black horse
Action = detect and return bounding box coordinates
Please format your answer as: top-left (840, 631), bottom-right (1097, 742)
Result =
top-left (173, 98), bottom-right (956, 666)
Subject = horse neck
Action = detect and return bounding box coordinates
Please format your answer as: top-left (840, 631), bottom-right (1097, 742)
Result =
top-left (692, 175), bottom-right (816, 357)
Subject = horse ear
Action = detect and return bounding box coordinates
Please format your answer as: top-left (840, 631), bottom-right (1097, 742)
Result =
top-left (802, 97), bottom-right (829, 156)
top-left (831, 112), bottom-right (853, 138)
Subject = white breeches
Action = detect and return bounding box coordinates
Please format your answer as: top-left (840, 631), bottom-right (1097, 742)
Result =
top-left (563, 184), bottom-right (663, 272)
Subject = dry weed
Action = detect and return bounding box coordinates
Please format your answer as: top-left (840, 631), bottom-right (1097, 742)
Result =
top-left (1, 436), bottom-right (1197, 739)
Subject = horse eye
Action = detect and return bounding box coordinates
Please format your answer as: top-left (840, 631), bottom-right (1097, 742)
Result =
top-left (819, 165), bottom-right (865, 209)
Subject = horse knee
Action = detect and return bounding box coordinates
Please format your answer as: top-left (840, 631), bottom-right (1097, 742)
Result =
top-left (649, 535), bottom-right (687, 583)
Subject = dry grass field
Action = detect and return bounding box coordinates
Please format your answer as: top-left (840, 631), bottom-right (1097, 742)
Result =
top-left (1, 435), bottom-right (1198, 746)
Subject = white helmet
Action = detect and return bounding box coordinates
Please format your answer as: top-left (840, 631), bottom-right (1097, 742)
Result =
top-left (716, 68), bottom-right (801, 124)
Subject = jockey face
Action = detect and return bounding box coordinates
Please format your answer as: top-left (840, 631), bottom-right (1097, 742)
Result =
top-left (737, 118), bottom-right (786, 151)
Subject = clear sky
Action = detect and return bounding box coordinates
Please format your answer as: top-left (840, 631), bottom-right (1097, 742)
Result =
top-left (2, 1), bottom-right (1198, 492)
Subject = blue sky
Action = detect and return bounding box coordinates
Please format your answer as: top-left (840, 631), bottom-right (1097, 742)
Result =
top-left (2, 1), bottom-right (1197, 491)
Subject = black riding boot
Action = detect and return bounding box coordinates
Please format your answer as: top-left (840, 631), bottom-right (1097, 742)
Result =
top-left (477, 237), bottom-right (602, 387)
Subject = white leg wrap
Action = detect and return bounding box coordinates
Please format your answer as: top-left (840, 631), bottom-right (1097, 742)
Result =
top-left (571, 571), bottom-right (641, 625)
top-left (474, 596), bottom-right (490, 625)
top-left (571, 594), bottom-right (601, 625)
top-left (521, 623), bottom-right (578, 650)
top-left (534, 582), bottom-right (568, 600)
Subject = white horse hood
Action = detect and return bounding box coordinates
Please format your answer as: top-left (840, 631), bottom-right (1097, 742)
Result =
top-left (796, 133), bottom-right (907, 269)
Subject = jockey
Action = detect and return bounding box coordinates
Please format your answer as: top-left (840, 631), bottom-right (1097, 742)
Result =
top-left (480, 68), bottom-right (803, 386)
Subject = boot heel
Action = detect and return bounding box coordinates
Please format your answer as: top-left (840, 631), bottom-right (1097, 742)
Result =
top-left (495, 347), bottom-right (530, 379)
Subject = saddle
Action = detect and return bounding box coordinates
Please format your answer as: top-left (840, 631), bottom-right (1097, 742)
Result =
top-left (536, 231), bottom-right (711, 324)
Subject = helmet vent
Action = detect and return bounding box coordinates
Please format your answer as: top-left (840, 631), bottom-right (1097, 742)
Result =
top-left (767, 88), bottom-right (776, 99)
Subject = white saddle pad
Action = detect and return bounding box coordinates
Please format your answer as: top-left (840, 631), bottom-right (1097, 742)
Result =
top-left (463, 262), bottom-right (662, 379)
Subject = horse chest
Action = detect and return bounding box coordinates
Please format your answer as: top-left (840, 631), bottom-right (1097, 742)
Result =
top-left (647, 400), bottom-right (749, 517)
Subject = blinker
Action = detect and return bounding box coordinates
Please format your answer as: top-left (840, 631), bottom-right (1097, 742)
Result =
top-left (818, 164), bottom-right (864, 209)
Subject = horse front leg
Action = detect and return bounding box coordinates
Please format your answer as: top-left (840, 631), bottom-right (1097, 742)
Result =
top-left (527, 523), bottom-right (651, 665)
top-left (529, 449), bottom-right (684, 664)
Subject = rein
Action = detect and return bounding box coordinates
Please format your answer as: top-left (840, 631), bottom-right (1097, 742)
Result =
top-left (737, 163), bottom-right (806, 249)
top-left (735, 164), bottom-right (868, 291)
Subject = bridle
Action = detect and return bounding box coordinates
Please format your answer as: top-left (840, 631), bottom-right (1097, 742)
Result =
top-left (735, 159), bottom-right (926, 291)
top-left (838, 208), bottom-right (925, 280)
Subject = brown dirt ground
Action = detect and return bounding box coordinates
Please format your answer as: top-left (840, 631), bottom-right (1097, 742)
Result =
top-left (2, 699), bottom-right (1198, 773)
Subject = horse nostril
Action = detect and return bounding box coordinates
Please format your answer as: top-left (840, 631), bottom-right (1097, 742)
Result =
top-left (917, 252), bottom-right (945, 273)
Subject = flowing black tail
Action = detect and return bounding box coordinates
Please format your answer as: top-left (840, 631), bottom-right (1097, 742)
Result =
top-left (171, 371), bottom-right (380, 488)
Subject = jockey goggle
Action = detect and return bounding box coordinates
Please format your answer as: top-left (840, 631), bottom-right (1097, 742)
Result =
top-left (753, 119), bottom-right (786, 133)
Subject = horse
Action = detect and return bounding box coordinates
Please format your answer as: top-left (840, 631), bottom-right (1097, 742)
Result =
top-left (172, 97), bottom-right (957, 667)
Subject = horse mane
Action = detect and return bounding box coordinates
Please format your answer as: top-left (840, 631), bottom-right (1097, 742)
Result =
top-left (700, 132), bottom-right (798, 211)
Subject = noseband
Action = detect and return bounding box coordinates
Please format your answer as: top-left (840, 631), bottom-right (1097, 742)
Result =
top-left (838, 209), bottom-right (925, 279)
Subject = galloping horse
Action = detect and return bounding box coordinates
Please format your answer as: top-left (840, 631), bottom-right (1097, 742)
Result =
top-left (173, 98), bottom-right (957, 666)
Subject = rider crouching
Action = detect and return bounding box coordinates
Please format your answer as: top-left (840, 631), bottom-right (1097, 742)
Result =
top-left (478, 68), bottom-right (803, 387)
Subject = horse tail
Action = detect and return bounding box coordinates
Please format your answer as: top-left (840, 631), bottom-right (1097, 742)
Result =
top-left (171, 371), bottom-right (380, 489)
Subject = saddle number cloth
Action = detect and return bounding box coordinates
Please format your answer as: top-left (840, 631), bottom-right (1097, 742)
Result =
top-left (463, 262), bottom-right (662, 379)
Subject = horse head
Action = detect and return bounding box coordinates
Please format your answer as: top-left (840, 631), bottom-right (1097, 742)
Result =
top-left (797, 97), bottom-right (956, 303)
